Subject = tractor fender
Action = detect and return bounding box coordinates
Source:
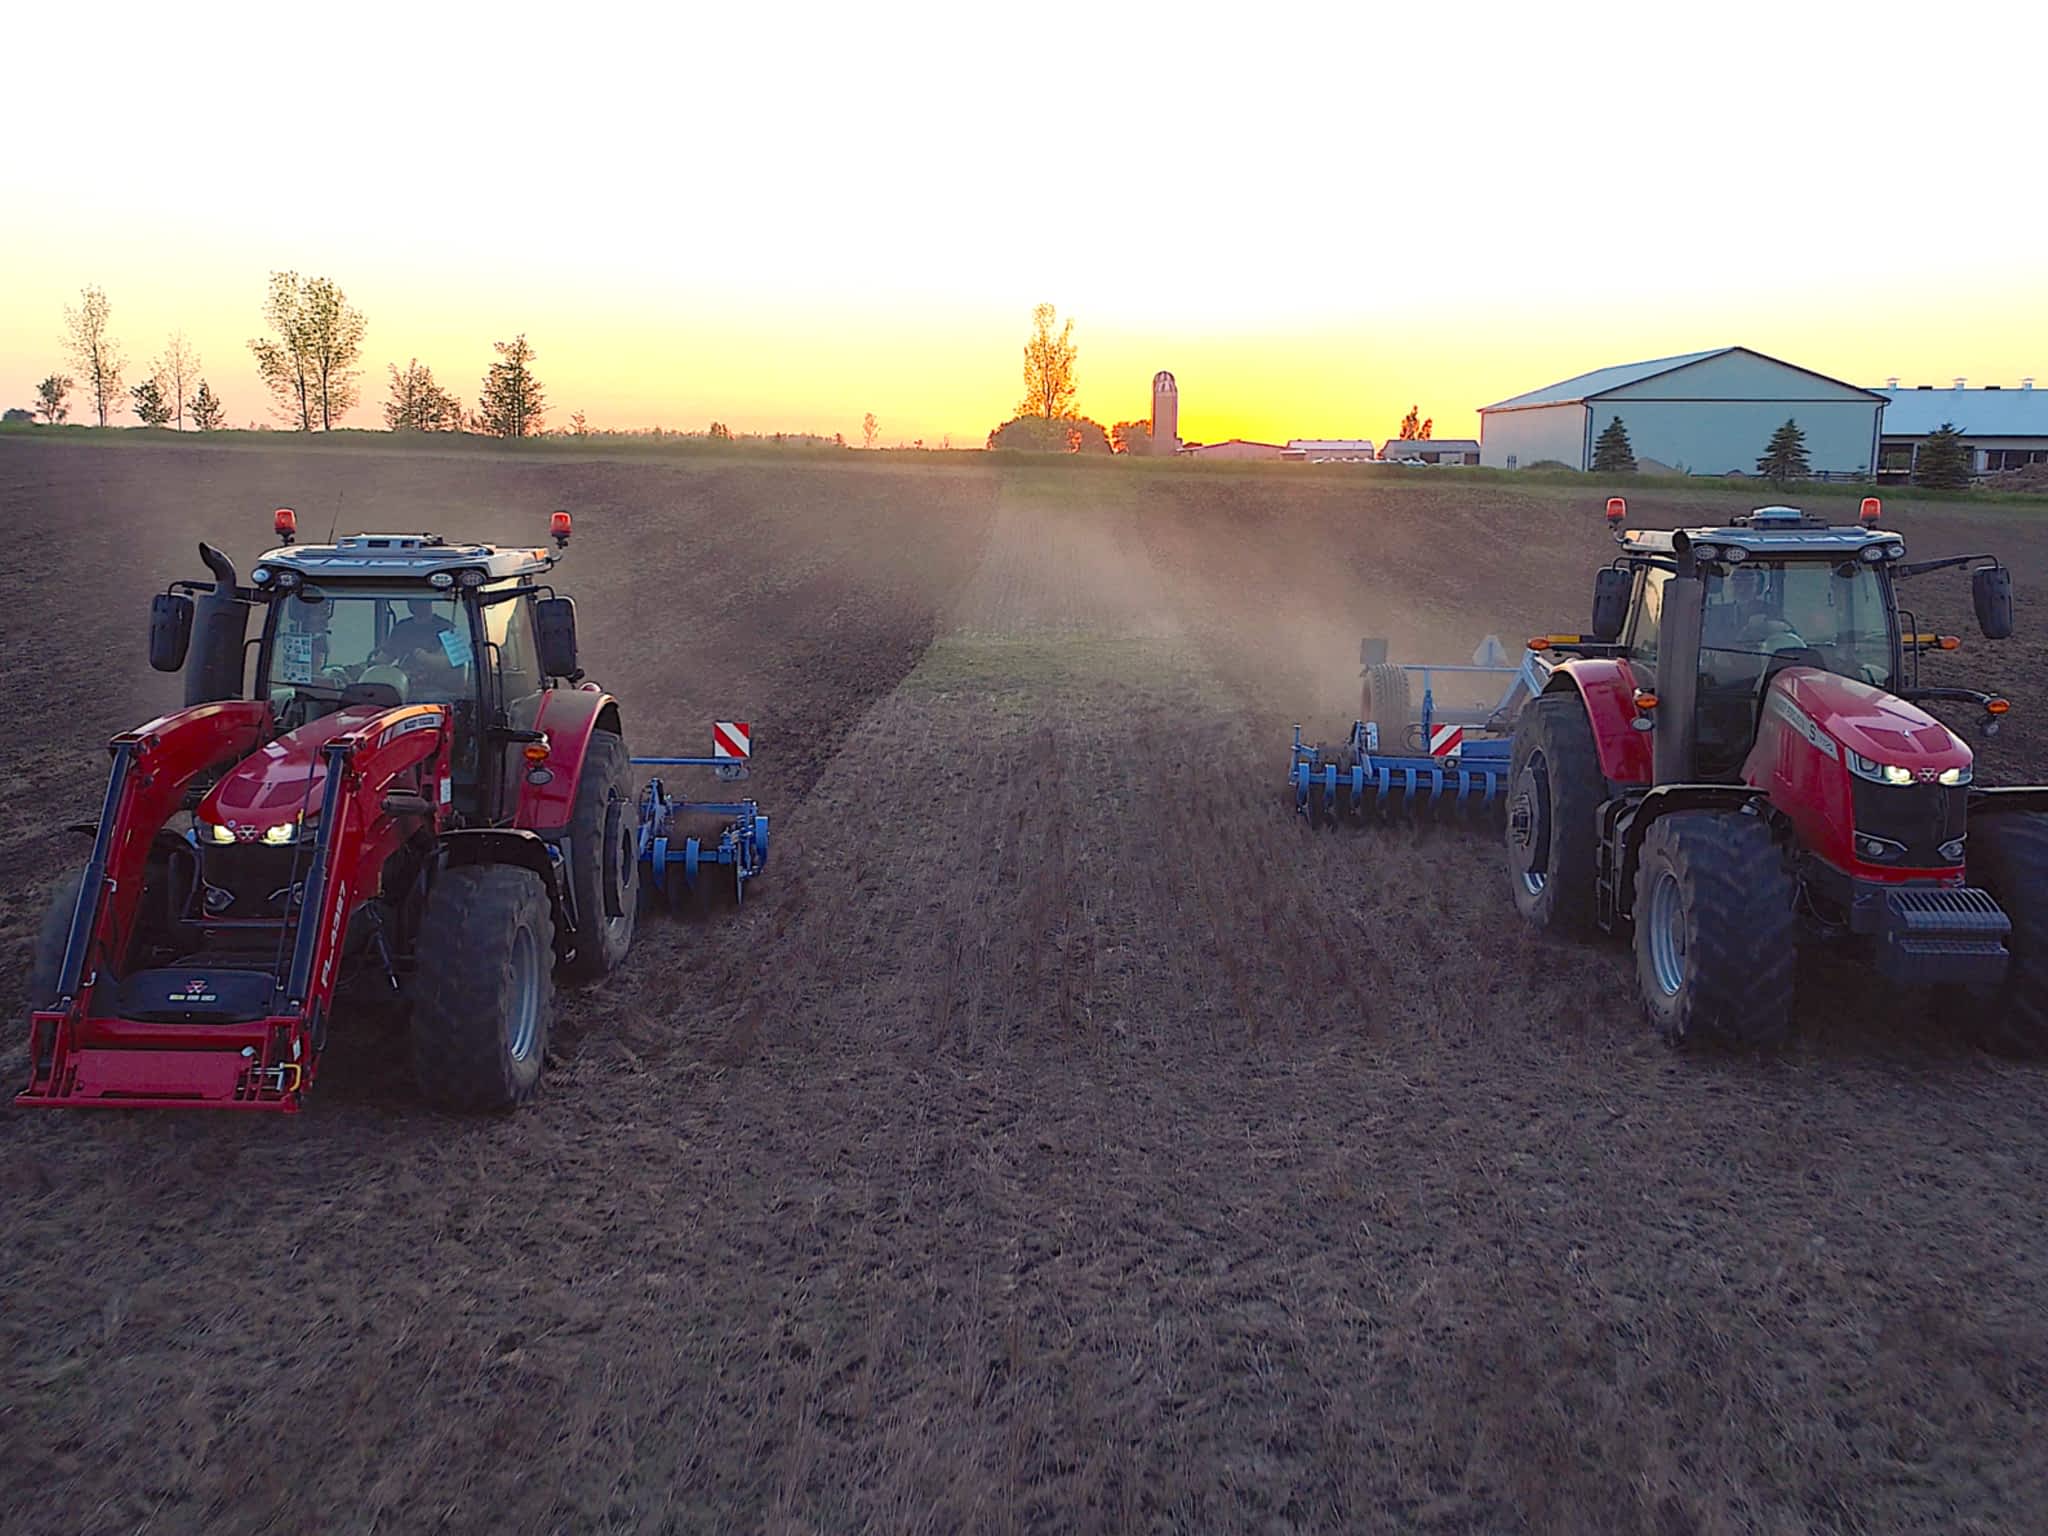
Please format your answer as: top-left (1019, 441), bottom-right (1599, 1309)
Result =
top-left (1608, 784), bottom-right (1773, 925)
top-left (512, 688), bottom-right (624, 834)
top-left (1543, 659), bottom-right (1652, 785)
top-left (436, 828), bottom-right (573, 960)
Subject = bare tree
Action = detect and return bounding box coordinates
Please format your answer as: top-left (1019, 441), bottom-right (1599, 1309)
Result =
top-left (1017, 303), bottom-right (1077, 420)
top-left (249, 271), bottom-right (367, 430)
top-left (862, 412), bottom-right (879, 449)
top-left (158, 332), bottom-right (201, 431)
top-left (36, 375), bottom-right (73, 424)
top-left (64, 286), bottom-right (124, 426)
top-left (570, 410), bottom-right (588, 437)
top-left (475, 335), bottom-right (547, 439)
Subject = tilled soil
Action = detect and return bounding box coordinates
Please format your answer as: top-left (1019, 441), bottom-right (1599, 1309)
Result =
top-left (4, 439), bottom-right (2048, 1535)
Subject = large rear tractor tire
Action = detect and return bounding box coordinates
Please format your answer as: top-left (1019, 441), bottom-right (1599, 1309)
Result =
top-left (1361, 664), bottom-right (1411, 753)
top-left (561, 729), bottom-right (639, 981)
top-left (1963, 813), bottom-right (2048, 1056)
top-left (1632, 810), bottom-right (1796, 1047)
top-left (1506, 694), bottom-right (1603, 937)
top-left (409, 864), bottom-right (556, 1111)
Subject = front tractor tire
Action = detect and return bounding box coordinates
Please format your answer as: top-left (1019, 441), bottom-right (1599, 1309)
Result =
top-left (409, 864), bottom-right (556, 1111)
top-left (562, 729), bottom-right (639, 982)
top-left (1506, 694), bottom-right (1603, 937)
top-left (1963, 813), bottom-right (2048, 1056)
top-left (1632, 810), bottom-right (1796, 1048)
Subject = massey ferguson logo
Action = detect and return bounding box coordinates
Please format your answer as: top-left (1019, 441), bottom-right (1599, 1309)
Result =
top-left (169, 978), bottom-right (218, 1005)
top-left (1918, 768), bottom-right (1939, 784)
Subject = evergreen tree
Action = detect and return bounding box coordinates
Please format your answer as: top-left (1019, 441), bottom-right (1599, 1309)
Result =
top-left (188, 380), bottom-right (225, 431)
top-left (1912, 422), bottom-right (1972, 489)
top-left (475, 335), bottom-right (546, 438)
top-left (1591, 415), bottom-right (1636, 473)
top-left (130, 375), bottom-right (173, 427)
top-left (1757, 418), bottom-right (1811, 485)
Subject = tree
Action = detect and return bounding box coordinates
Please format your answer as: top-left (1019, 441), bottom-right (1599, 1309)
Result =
top-left (1913, 422), bottom-right (1972, 490)
top-left (708, 420), bottom-right (732, 440)
top-left (987, 414), bottom-right (1111, 453)
top-left (475, 334), bottom-right (546, 439)
top-left (1397, 405), bottom-right (1434, 441)
top-left (1756, 418), bottom-right (1810, 485)
top-left (1591, 415), bottom-right (1636, 474)
top-left (1017, 303), bottom-right (1078, 420)
top-left (249, 271), bottom-right (367, 430)
top-left (862, 412), bottom-right (878, 449)
top-left (64, 286), bottom-right (124, 426)
top-left (188, 379), bottom-right (225, 432)
top-left (384, 359), bottom-right (464, 432)
top-left (2, 408), bottom-right (33, 425)
top-left (35, 374), bottom-right (72, 424)
top-left (158, 332), bottom-right (200, 431)
top-left (1111, 419), bottom-right (1153, 455)
top-left (570, 410), bottom-right (588, 437)
top-left (130, 375), bottom-right (173, 427)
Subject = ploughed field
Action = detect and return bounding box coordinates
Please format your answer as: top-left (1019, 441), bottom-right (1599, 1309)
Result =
top-left (4, 436), bottom-right (2048, 1535)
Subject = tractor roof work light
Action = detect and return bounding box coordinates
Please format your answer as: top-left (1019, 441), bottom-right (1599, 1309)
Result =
top-left (274, 507), bottom-right (298, 544)
top-left (550, 510), bottom-right (572, 548)
top-left (1860, 497), bottom-right (1882, 526)
top-left (1605, 497), bottom-right (1627, 528)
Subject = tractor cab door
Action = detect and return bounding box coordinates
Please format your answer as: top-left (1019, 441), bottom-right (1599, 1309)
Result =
top-left (482, 587), bottom-right (547, 820)
top-left (1623, 566), bottom-right (1668, 694)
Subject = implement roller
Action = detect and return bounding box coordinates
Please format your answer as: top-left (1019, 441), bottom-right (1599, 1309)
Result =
top-left (1289, 634), bottom-right (1553, 822)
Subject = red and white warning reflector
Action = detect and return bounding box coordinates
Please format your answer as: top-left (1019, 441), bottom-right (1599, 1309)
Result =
top-left (1428, 723), bottom-right (1464, 759)
top-left (712, 721), bottom-right (752, 760)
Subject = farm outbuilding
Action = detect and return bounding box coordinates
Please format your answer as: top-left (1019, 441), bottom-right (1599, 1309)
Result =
top-left (1877, 379), bottom-right (2047, 480)
top-left (1479, 347), bottom-right (1885, 477)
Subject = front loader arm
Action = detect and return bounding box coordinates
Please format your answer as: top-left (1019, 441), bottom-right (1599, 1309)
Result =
top-left (54, 701), bottom-right (273, 1018)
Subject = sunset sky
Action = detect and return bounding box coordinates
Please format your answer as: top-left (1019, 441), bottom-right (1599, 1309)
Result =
top-left (3, 1), bottom-right (2042, 447)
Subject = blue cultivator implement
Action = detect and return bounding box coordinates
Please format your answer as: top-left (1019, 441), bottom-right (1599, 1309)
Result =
top-left (632, 721), bottom-right (771, 904)
top-left (1290, 636), bottom-right (1553, 822)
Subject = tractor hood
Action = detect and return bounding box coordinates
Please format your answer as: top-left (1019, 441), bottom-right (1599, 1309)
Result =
top-left (1770, 668), bottom-right (1972, 777)
top-left (196, 707), bottom-right (386, 842)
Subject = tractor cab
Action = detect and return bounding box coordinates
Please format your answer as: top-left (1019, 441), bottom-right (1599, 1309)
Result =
top-left (1606, 506), bottom-right (1918, 781)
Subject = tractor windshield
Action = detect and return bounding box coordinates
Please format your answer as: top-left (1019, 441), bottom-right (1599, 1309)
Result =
top-left (264, 587), bottom-right (478, 715)
top-left (1694, 558), bottom-right (1894, 773)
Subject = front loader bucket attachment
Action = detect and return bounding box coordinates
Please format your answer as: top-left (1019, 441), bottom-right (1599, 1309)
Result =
top-left (633, 725), bottom-right (770, 907)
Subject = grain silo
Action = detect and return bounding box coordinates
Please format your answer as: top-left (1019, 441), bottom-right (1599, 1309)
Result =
top-left (1152, 371), bottom-right (1179, 455)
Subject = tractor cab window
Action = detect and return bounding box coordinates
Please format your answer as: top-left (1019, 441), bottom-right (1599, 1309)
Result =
top-left (265, 588), bottom-right (479, 719)
top-left (1694, 559), bottom-right (1895, 773)
top-left (484, 587), bottom-right (541, 718)
top-left (1627, 568), bottom-right (1668, 677)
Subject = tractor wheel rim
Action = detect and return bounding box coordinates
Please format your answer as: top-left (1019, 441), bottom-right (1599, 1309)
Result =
top-left (1512, 753), bottom-right (1549, 895)
top-left (508, 925), bottom-right (541, 1061)
top-left (608, 799), bottom-right (637, 942)
top-left (1649, 869), bottom-right (1686, 997)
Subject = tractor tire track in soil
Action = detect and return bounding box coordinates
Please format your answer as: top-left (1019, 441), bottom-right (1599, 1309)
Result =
top-left (5, 440), bottom-right (2048, 1534)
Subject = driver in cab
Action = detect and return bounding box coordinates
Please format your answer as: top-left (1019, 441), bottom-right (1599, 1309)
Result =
top-left (374, 600), bottom-right (467, 698)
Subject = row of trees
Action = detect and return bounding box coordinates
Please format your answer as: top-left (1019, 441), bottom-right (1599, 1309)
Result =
top-left (1593, 414), bottom-right (1975, 489)
top-left (31, 279), bottom-right (553, 440)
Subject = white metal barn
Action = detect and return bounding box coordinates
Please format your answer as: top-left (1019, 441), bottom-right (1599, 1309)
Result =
top-left (1479, 348), bottom-right (1886, 476)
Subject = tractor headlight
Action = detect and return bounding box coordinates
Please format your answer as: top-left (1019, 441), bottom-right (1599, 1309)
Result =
top-left (1860, 545), bottom-right (1887, 563)
top-left (1847, 750), bottom-right (1912, 785)
top-left (1939, 766), bottom-right (1971, 786)
top-left (1882, 764), bottom-right (1914, 786)
top-left (429, 571), bottom-right (454, 588)
top-left (1693, 543), bottom-right (1720, 562)
top-left (1940, 837), bottom-right (1968, 862)
top-left (1723, 546), bottom-right (1747, 563)
top-left (262, 820), bottom-right (302, 846)
top-left (1856, 834), bottom-right (1906, 862)
top-left (205, 821), bottom-right (236, 845)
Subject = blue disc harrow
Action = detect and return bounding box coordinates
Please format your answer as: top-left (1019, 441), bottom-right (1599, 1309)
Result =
top-left (632, 724), bottom-right (770, 904)
top-left (1288, 635), bottom-right (1552, 823)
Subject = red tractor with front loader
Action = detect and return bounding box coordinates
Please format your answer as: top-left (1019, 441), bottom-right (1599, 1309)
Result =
top-left (1506, 497), bottom-right (2043, 1048)
top-left (19, 509), bottom-right (768, 1113)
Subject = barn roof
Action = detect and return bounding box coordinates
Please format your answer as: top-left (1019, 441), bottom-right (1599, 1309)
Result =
top-left (1481, 347), bottom-right (1884, 413)
top-left (1877, 387), bottom-right (2048, 438)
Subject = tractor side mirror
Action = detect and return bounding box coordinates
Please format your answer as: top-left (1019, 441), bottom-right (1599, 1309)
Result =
top-left (1974, 565), bottom-right (2013, 640)
top-left (535, 596), bottom-right (580, 678)
top-left (1591, 568), bottom-right (1631, 642)
top-left (150, 593), bottom-right (194, 672)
